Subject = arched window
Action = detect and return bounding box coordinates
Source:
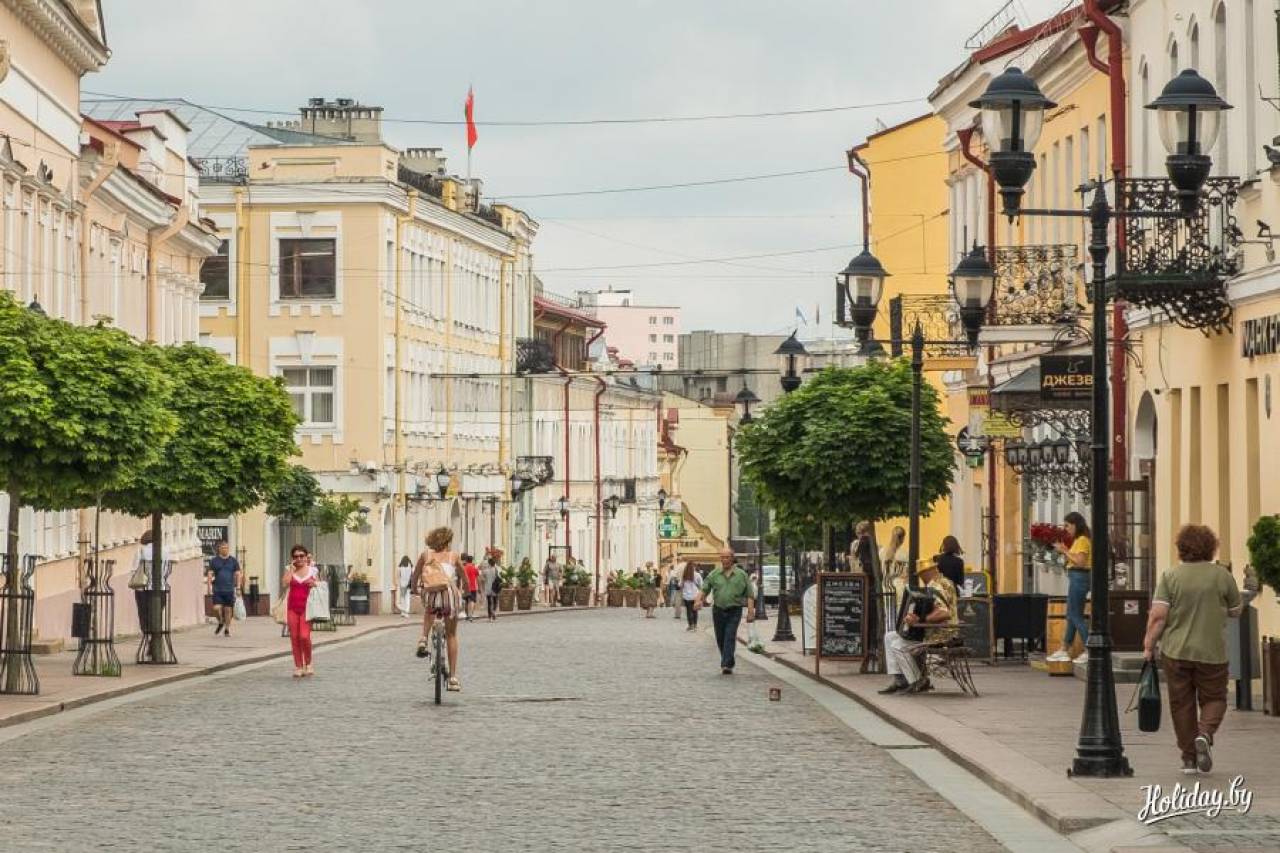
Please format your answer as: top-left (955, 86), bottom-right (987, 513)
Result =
top-left (1189, 20), bottom-right (1200, 70)
top-left (1169, 39), bottom-right (1179, 79)
top-left (1214, 3), bottom-right (1229, 175)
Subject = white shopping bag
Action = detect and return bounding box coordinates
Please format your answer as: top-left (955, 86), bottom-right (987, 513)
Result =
top-left (233, 594), bottom-right (247, 621)
top-left (747, 623), bottom-right (765, 654)
top-left (305, 583), bottom-right (331, 622)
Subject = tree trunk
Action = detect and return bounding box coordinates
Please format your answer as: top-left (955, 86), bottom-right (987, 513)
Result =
top-left (5, 477), bottom-right (22, 693)
top-left (148, 511), bottom-right (164, 662)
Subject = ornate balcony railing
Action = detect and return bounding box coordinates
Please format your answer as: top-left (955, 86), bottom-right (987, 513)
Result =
top-left (992, 244), bottom-right (1081, 326)
top-left (193, 156), bottom-right (247, 184)
top-left (887, 294), bottom-right (969, 358)
top-left (1114, 176), bottom-right (1240, 334)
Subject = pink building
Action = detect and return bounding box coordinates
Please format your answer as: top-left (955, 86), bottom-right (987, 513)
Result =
top-left (579, 288), bottom-right (680, 368)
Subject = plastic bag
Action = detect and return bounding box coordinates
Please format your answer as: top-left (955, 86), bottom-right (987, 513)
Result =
top-left (747, 623), bottom-right (765, 654)
top-left (305, 583), bottom-right (331, 622)
top-left (233, 594), bottom-right (247, 622)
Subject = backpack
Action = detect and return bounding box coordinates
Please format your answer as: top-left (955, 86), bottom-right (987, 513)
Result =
top-left (491, 572), bottom-right (504, 594)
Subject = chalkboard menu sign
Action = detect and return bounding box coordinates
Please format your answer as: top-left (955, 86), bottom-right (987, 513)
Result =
top-left (955, 596), bottom-right (994, 663)
top-left (816, 573), bottom-right (867, 673)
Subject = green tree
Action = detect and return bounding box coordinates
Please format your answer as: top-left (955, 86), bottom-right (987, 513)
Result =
top-left (0, 294), bottom-right (174, 688)
top-left (736, 360), bottom-right (953, 536)
top-left (100, 345), bottom-right (298, 657)
top-left (266, 463), bottom-right (362, 534)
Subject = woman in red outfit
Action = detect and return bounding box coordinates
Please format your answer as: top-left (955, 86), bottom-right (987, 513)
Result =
top-left (282, 545), bottom-right (320, 677)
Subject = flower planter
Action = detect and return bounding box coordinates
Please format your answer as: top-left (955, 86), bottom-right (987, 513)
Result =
top-left (516, 587), bottom-right (535, 610)
top-left (498, 589), bottom-right (516, 612)
top-left (559, 586), bottom-right (577, 607)
top-left (639, 588), bottom-right (659, 609)
top-left (574, 586), bottom-right (591, 606)
top-left (606, 588), bottom-right (624, 607)
top-left (623, 589), bottom-right (639, 608)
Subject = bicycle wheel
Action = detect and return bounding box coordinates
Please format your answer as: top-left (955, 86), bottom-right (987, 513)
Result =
top-left (433, 625), bottom-right (444, 705)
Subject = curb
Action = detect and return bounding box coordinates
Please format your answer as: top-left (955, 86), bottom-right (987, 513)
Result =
top-left (735, 633), bottom-right (1121, 837)
top-left (1, 605), bottom-right (601, 731)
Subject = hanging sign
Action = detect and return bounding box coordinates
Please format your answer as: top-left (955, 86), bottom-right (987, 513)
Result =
top-left (1040, 355), bottom-right (1093, 402)
top-left (658, 513), bottom-right (685, 539)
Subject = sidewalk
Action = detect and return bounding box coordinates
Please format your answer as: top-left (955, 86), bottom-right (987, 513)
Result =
top-left (0, 604), bottom-right (589, 729)
top-left (737, 611), bottom-right (1280, 851)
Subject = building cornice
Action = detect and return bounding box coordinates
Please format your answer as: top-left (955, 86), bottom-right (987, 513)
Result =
top-left (3, 0), bottom-right (109, 74)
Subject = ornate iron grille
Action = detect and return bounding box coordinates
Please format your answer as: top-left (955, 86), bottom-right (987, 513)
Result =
top-left (1114, 176), bottom-right (1240, 334)
top-left (193, 156), bottom-right (248, 183)
top-left (0, 555), bottom-right (39, 694)
top-left (887, 295), bottom-right (969, 358)
top-left (516, 337), bottom-right (556, 375)
top-left (993, 244), bottom-right (1082, 325)
top-left (73, 558), bottom-right (121, 677)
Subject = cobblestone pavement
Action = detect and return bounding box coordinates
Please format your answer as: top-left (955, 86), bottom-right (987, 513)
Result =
top-left (0, 610), bottom-right (1011, 852)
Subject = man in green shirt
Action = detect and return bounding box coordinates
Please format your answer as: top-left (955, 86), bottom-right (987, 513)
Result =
top-left (1143, 524), bottom-right (1243, 775)
top-left (694, 548), bottom-right (755, 674)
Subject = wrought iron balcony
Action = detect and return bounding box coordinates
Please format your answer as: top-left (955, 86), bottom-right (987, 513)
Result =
top-left (516, 337), bottom-right (556, 375)
top-left (992, 244), bottom-right (1082, 326)
top-left (193, 156), bottom-right (247, 184)
top-left (1114, 176), bottom-right (1240, 334)
top-left (396, 164), bottom-right (445, 199)
top-left (887, 294), bottom-right (968, 358)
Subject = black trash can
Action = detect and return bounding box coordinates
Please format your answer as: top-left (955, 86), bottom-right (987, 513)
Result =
top-left (349, 581), bottom-right (370, 615)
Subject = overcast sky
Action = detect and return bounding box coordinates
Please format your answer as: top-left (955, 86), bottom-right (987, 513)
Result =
top-left (93, 0), bottom-right (1068, 335)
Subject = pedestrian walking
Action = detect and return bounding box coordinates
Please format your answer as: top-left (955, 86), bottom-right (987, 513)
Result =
top-left (853, 521), bottom-right (875, 575)
top-left (205, 540), bottom-right (241, 637)
top-left (396, 555), bottom-right (414, 618)
top-left (1143, 525), bottom-right (1243, 774)
top-left (282, 545), bottom-right (320, 678)
top-left (480, 555), bottom-right (501, 621)
top-left (693, 548), bottom-right (755, 674)
top-left (934, 536), bottom-right (965, 592)
top-left (680, 562), bottom-right (702, 630)
top-left (667, 561), bottom-right (682, 618)
top-left (462, 553), bottom-right (480, 621)
top-left (1047, 511), bottom-right (1091, 664)
top-left (543, 554), bottom-right (561, 606)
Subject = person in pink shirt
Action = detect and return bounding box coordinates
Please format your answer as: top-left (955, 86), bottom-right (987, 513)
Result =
top-left (281, 545), bottom-right (320, 678)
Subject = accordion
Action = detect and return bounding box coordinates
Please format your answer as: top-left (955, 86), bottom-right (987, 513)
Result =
top-left (896, 587), bottom-right (938, 641)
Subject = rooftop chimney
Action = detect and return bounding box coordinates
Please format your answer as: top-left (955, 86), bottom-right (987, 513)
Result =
top-left (298, 97), bottom-right (384, 143)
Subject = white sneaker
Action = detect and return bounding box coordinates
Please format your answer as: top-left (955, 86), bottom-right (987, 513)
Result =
top-left (1073, 652), bottom-right (1089, 664)
top-left (1046, 650), bottom-right (1070, 662)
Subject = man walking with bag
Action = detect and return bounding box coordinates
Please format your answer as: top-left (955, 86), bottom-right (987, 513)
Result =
top-left (205, 540), bottom-right (241, 637)
top-left (694, 548), bottom-right (755, 675)
top-left (1143, 525), bottom-right (1243, 774)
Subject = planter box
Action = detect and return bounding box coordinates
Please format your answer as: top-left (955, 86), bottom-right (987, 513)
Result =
top-left (516, 587), bottom-right (535, 610)
top-left (498, 589), bottom-right (516, 612)
top-left (606, 588), bottom-right (624, 607)
top-left (559, 586), bottom-right (576, 607)
top-left (574, 586), bottom-right (591, 606)
top-left (623, 589), bottom-right (639, 607)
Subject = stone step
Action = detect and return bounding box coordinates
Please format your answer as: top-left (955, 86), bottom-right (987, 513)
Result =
top-left (30, 637), bottom-right (65, 655)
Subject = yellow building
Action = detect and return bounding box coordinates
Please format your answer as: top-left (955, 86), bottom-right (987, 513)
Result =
top-left (659, 392), bottom-right (732, 570)
top-left (1, 1), bottom-right (221, 643)
top-left (849, 114), bottom-right (956, 561)
top-left (84, 97), bottom-right (537, 612)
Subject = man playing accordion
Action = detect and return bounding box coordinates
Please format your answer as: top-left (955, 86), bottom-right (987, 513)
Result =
top-left (879, 558), bottom-right (959, 695)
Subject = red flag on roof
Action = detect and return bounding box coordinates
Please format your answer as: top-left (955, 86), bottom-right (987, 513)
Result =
top-left (465, 87), bottom-right (478, 150)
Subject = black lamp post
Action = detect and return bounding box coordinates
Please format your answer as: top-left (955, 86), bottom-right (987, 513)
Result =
top-left (734, 384), bottom-right (760, 422)
top-left (846, 245), bottom-right (996, 591)
top-left (557, 495), bottom-right (570, 521)
top-left (603, 494), bottom-right (620, 519)
top-left (435, 468), bottom-right (451, 500)
top-left (656, 488), bottom-right (667, 511)
top-left (973, 64), bottom-right (1227, 778)
top-left (771, 331), bottom-right (809, 642)
top-left (732, 385), bottom-right (766, 619)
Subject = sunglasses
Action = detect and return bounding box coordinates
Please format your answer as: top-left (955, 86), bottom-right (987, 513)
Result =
top-left (291, 553), bottom-right (308, 560)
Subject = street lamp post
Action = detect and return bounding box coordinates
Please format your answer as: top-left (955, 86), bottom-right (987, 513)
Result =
top-left (770, 332), bottom-right (809, 642)
top-left (972, 65), bottom-right (1228, 778)
top-left (733, 385), bottom-right (766, 620)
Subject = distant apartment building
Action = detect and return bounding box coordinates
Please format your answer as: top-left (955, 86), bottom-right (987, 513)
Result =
top-left (577, 288), bottom-right (679, 368)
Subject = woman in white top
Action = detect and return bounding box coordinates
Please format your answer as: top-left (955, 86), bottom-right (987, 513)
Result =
top-left (414, 526), bottom-right (464, 692)
top-left (679, 563), bottom-right (703, 631)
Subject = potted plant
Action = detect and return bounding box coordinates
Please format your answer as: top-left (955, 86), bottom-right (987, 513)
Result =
top-left (498, 565), bottom-right (517, 612)
top-left (623, 572), bottom-right (641, 608)
top-left (638, 570), bottom-right (659, 610)
top-left (515, 561), bottom-right (537, 610)
top-left (606, 572), bottom-right (625, 607)
top-left (573, 566), bottom-right (592, 606)
top-left (348, 569), bottom-right (371, 616)
top-left (1247, 515), bottom-right (1280, 602)
top-left (559, 564), bottom-right (578, 607)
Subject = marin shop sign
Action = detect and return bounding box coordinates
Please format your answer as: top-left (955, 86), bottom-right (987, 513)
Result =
top-left (1241, 313), bottom-right (1280, 359)
top-left (1039, 355), bottom-right (1093, 402)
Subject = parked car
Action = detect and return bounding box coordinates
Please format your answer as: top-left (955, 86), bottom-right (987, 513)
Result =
top-left (760, 564), bottom-right (797, 602)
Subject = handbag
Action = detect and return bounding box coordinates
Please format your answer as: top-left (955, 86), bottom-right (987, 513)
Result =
top-left (306, 583), bottom-right (331, 622)
top-left (1127, 659), bottom-right (1162, 732)
top-left (127, 563), bottom-right (149, 590)
top-left (270, 592), bottom-right (288, 625)
top-left (233, 594), bottom-right (247, 622)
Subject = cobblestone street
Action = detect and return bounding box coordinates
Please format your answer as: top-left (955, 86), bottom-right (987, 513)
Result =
top-left (0, 610), bottom-right (1013, 852)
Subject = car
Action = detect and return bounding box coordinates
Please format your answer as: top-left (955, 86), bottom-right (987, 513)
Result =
top-left (759, 564), bottom-right (797, 602)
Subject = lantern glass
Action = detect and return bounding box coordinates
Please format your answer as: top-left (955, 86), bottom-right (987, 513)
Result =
top-left (1156, 105), bottom-right (1222, 155)
top-left (435, 471), bottom-right (451, 490)
top-left (850, 274), bottom-right (882, 307)
top-left (1028, 442), bottom-right (1044, 466)
top-left (1053, 439), bottom-right (1071, 466)
top-left (954, 272), bottom-right (995, 309)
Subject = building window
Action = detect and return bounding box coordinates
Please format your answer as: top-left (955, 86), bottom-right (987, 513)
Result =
top-left (648, 351), bottom-right (658, 362)
top-left (663, 352), bottom-right (674, 361)
top-left (279, 238), bottom-right (336, 299)
top-left (663, 334), bottom-right (674, 343)
top-left (282, 366), bottom-right (335, 426)
top-left (716, 377), bottom-right (728, 392)
top-left (648, 316), bottom-right (657, 325)
top-left (649, 333), bottom-right (657, 342)
top-left (200, 240), bottom-right (230, 300)
top-left (662, 316), bottom-right (674, 325)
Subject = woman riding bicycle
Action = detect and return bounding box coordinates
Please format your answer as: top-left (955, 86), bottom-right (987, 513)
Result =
top-left (414, 526), bottom-right (463, 692)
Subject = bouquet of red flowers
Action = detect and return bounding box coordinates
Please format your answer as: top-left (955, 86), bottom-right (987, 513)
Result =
top-left (1028, 523), bottom-right (1071, 551)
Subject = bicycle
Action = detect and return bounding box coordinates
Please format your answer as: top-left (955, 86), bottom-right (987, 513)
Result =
top-left (418, 594), bottom-right (450, 705)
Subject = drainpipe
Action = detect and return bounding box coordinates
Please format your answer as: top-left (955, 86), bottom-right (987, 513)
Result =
top-left (549, 318), bottom-right (575, 556)
top-left (147, 204), bottom-right (190, 343)
top-left (1081, 0), bottom-right (1129, 482)
top-left (393, 190), bottom-right (418, 602)
top-left (958, 126), bottom-right (1002, 592)
top-left (846, 148), bottom-right (871, 249)
top-left (592, 376), bottom-right (606, 599)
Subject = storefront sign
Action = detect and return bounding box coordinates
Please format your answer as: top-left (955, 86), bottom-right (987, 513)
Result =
top-left (978, 411), bottom-right (1022, 438)
top-left (1040, 355), bottom-right (1093, 401)
top-left (658, 513), bottom-right (685, 539)
top-left (197, 524), bottom-right (229, 557)
top-left (1241, 313), bottom-right (1280, 358)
